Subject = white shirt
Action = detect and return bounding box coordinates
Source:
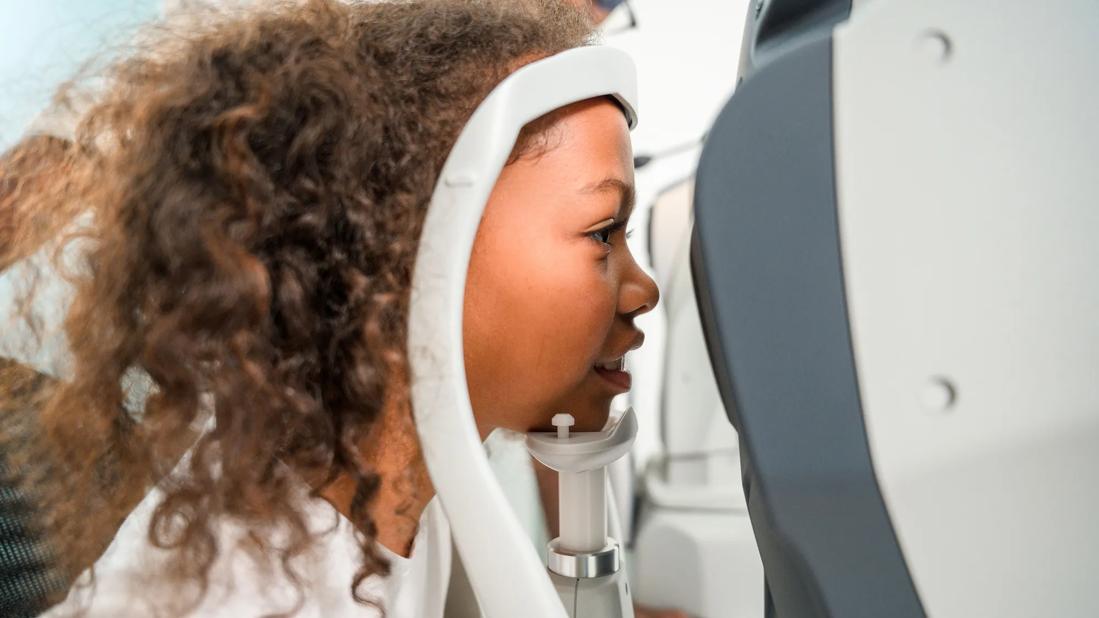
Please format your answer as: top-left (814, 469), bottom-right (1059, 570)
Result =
top-left (43, 483), bottom-right (452, 617)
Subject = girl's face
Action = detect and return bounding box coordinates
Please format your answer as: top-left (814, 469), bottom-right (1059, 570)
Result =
top-left (463, 98), bottom-right (659, 436)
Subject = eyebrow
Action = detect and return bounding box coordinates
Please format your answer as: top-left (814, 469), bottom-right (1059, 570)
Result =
top-left (579, 177), bottom-right (636, 218)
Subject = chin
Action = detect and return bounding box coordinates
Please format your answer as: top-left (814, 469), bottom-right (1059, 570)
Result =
top-left (574, 407), bottom-right (612, 432)
top-left (537, 396), bottom-right (612, 433)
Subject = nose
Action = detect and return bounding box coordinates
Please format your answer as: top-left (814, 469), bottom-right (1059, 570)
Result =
top-left (617, 251), bottom-right (660, 319)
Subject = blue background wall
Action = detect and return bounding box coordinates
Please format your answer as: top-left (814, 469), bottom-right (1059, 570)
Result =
top-left (0, 0), bottom-right (160, 149)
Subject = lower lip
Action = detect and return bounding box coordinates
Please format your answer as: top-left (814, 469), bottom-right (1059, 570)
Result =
top-left (594, 367), bottom-right (631, 392)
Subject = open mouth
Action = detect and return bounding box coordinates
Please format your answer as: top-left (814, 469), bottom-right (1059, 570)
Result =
top-left (593, 357), bottom-right (631, 392)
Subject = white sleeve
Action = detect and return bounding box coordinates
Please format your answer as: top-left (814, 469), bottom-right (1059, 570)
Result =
top-left (40, 484), bottom-right (385, 618)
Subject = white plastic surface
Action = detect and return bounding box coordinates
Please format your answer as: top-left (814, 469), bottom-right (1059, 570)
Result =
top-left (834, 1), bottom-right (1099, 616)
top-left (529, 409), bottom-right (638, 554)
top-left (558, 469), bottom-right (608, 552)
top-left (527, 408), bottom-right (638, 473)
top-left (551, 569), bottom-right (635, 618)
top-left (632, 510), bottom-right (763, 618)
top-left (408, 46), bottom-right (638, 618)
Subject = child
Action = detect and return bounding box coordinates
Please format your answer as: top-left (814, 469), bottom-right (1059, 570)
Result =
top-left (1, 0), bottom-right (658, 615)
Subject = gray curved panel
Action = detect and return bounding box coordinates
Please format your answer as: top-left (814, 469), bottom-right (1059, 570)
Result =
top-left (738, 0), bottom-right (852, 81)
top-left (690, 34), bottom-right (924, 618)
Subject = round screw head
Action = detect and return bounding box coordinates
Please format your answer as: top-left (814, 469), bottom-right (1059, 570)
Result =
top-left (552, 413), bottom-right (576, 439)
top-left (919, 377), bottom-right (957, 413)
top-left (916, 30), bottom-right (953, 65)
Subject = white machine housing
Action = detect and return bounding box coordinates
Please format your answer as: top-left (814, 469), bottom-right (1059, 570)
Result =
top-left (692, 0), bottom-right (1099, 616)
top-left (834, 1), bottom-right (1099, 616)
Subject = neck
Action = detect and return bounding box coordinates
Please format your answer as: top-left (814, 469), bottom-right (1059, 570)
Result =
top-left (318, 408), bottom-right (435, 558)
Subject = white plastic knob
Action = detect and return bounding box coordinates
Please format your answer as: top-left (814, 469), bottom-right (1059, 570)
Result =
top-left (552, 413), bottom-right (575, 439)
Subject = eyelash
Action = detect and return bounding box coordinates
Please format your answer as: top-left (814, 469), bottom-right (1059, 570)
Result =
top-left (588, 220), bottom-right (631, 246)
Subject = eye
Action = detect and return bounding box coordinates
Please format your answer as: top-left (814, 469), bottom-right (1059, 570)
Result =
top-left (588, 220), bottom-right (625, 247)
top-left (589, 226), bottom-right (613, 245)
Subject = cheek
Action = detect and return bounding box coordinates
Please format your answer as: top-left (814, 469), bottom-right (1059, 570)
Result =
top-left (513, 262), bottom-right (616, 374)
top-left (463, 237), bottom-right (616, 429)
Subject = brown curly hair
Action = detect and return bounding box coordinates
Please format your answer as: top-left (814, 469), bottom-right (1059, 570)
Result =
top-left (0, 0), bottom-right (593, 612)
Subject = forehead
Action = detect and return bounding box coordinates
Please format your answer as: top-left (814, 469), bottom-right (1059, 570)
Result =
top-left (488, 98), bottom-right (635, 223)
top-left (509, 97), bottom-right (632, 166)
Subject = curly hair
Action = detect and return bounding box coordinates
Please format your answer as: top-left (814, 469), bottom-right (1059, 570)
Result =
top-left (0, 0), bottom-right (593, 612)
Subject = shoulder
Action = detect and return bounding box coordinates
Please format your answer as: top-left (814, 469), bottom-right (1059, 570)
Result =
top-left (42, 486), bottom-right (378, 617)
top-left (42, 487), bottom-right (453, 618)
